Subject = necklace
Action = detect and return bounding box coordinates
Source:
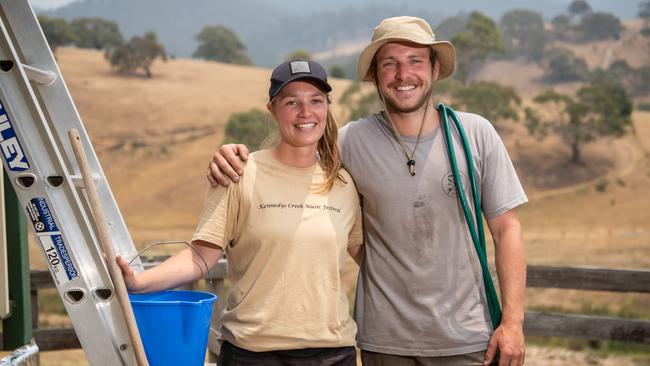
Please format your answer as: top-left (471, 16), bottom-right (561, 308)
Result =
top-left (383, 102), bottom-right (429, 176)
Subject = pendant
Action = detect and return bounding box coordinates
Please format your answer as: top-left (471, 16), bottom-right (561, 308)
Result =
top-left (407, 159), bottom-right (416, 176)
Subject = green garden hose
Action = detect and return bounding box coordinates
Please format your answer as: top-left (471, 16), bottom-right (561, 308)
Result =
top-left (438, 103), bottom-right (502, 330)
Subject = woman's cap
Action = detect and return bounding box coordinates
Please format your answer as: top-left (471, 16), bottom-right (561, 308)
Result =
top-left (357, 16), bottom-right (456, 82)
top-left (269, 59), bottom-right (332, 101)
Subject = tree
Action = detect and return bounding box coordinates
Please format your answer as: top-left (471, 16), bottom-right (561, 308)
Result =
top-left (551, 14), bottom-right (573, 41)
top-left (434, 14), bottom-right (469, 40)
top-left (525, 78), bottom-right (632, 164)
top-left (37, 15), bottom-right (77, 53)
top-left (577, 12), bottom-right (623, 41)
top-left (639, 1), bottom-right (650, 35)
top-left (193, 25), bottom-right (252, 65)
top-left (329, 65), bottom-right (346, 79)
top-left (285, 50), bottom-right (312, 61)
top-left (224, 109), bottom-right (276, 150)
top-left (542, 48), bottom-right (588, 83)
top-left (600, 61), bottom-right (650, 96)
top-left (452, 81), bottom-right (521, 128)
top-left (579, 76), bottom-right (632, 134)
top-left (105, 32), bottom-right (167, 77)
top-left (499, 9), bottom-right (548, 61)
top-left (451, 11), bottom-right (504, 84)
top-left (632, 66), bottom-right (650, 95)
top-left (568, 0), bottom-right (592, 18)
top-left (339, 82), bottom-right (382, 121)
top-left (70, 17), bottom-right (123, 50)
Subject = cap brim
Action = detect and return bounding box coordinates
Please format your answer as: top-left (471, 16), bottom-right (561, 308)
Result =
top-left (270, 75), bottom-right (333, 100)
top-left (357, 38), bottom-right (455, 82)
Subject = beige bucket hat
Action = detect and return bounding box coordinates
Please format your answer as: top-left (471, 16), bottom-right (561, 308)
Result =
top-left (358, 16), bottom-right (456, 82)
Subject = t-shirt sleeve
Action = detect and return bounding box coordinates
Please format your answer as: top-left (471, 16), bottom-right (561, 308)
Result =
top-left (480, 130), bottom-right (528, 219)
top-left (191, 184), bottom-right (239, 249)
top-left (348, 197), bottom-right (363, 248)
top-left (338, 123), bottom-right (350, 165)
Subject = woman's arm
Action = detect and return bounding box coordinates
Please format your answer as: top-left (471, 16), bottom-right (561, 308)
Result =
top-left (117, 240), bottom-right (223, 294)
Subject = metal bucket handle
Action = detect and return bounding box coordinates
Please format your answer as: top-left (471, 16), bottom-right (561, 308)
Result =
top-left (128, 241), bottom-right (213, 288)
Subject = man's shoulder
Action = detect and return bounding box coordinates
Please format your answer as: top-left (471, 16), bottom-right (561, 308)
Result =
top-left (448, 110), bottom-right (500, 138)
top-left (453, 110), bottom-right (493, 128)
top-left (339, 114), bottom-right (377, 141)
top-left (340, 114), bottom-right (379, 136)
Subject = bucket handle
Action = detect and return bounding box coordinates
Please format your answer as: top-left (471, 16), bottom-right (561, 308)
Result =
top-left (128, 241), bottom-right (213, 288)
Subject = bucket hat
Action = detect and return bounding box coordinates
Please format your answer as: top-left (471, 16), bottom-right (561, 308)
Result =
top-left (358, 16), bottom-right (455, 81)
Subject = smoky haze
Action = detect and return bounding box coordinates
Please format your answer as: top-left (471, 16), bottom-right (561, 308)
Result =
top-left (43, 0), bottom-right (641, 67)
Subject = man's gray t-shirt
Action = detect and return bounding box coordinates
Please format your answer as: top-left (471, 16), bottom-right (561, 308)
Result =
top-left (339, 110), bottom-right (527, 357)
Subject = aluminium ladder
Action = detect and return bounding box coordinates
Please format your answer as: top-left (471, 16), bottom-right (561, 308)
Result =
top-left (0, 1), bottom-right (144, 364)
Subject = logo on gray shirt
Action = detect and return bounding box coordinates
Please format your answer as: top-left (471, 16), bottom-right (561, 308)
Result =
top-left (441, 171), bottom-right (468, 198)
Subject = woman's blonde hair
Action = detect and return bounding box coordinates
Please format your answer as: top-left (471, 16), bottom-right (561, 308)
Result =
top-left (268, 95), bottom-right (345, 193)
top-left (316, 98), bottom-right (346, 193)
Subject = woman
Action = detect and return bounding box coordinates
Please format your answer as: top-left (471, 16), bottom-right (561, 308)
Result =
top-left (117, 59), bottom-right (363, 366)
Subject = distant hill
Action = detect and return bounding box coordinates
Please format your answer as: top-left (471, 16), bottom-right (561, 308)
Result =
top-left (47, 0), bottom-right (446, 66)
top-left (45, 0), bottom-right (642, 67)
top-left (48, 0), bottom-right (282, 63)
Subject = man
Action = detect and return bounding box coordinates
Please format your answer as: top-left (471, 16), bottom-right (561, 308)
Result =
top-left (208, 16), bottom-right (526, 366)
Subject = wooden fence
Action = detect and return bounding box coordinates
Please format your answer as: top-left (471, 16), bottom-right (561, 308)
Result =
top-left (2, 263), bottom-right (649, 355)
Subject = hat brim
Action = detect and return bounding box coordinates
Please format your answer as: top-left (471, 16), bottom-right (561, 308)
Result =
top-left (357, 38), bottom-right (455, 82)
top-left (269, 75), bottom-right (333, 101)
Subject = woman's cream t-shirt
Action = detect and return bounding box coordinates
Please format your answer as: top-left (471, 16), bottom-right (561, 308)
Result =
top-left (192, 149), bottom-right (362, 352)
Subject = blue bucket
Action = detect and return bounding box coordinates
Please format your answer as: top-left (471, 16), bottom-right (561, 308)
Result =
top-left (129, 290), bottom-right (217, 366)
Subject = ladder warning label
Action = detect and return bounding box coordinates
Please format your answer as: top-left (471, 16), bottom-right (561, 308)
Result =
top-left (0, 98), bottom-right (30, 172)
top-left (26, 197), bottom-right (60, 233)
top-left (26, 197), bottom-right (78, 285)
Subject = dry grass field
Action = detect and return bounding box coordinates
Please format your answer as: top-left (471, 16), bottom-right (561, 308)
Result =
top-left (19, 40), bottom-right (650, 365)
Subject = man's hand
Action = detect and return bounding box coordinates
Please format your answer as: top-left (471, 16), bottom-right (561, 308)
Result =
top-left (484, 321), bottom-right (525, 366)
top-left (207, 144), bottom-right (249, 187)
top-left (116, 255), bottom-right (139, 292)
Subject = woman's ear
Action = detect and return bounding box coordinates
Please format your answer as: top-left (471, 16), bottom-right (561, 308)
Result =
top-left (266, 101), bottom-right (275, 118)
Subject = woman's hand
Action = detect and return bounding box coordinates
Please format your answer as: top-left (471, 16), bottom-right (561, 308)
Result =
top-left (116, 255), bottom-right (139, 292)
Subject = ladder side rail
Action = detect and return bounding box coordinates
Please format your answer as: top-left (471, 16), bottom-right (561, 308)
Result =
top-left (0, 164), bottom-right (8, 320)
top-left (0, 6), bottom-right (138, 366)
top-left (0, 49), bottom-right (134, 366)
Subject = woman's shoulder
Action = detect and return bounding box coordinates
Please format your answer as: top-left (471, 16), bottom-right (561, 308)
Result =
top-left (242, 150), bottom-right (269, 171)
top-left (335, 167), bottom-right (358, 193)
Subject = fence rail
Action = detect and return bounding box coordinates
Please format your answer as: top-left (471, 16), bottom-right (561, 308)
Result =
top-left (2, 264), bottom-right (648, 352)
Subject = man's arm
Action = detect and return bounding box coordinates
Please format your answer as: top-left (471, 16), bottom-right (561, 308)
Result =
top-left (207, 144), bottom-right (249, 187)
top-left (484, 209), bottom-right (526, 366)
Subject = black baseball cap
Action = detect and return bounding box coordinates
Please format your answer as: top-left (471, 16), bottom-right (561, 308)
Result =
top-left (269, 59), bottom-right (332, 101)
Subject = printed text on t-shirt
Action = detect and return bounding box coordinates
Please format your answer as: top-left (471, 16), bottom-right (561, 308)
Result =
top-left (258, 202), bottom-right (341, 213)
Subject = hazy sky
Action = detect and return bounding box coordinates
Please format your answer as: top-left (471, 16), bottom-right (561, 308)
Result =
top-left (28, 0), bottom-right (643, 18)
top-left (29, 0), bottom-right (76, 9)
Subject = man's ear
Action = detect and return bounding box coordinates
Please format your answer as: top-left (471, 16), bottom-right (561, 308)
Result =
top-left (432, 58), bottom-right (441, 81)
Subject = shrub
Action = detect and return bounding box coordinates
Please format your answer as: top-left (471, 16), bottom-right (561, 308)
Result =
top-left (224, 109), bottom-right (277, 151)
top-left (595, 179), bottom-right (609, 192)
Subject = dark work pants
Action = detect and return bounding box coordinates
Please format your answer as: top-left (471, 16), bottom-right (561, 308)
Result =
top-left (218, 341), bottom-right (357, 366)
